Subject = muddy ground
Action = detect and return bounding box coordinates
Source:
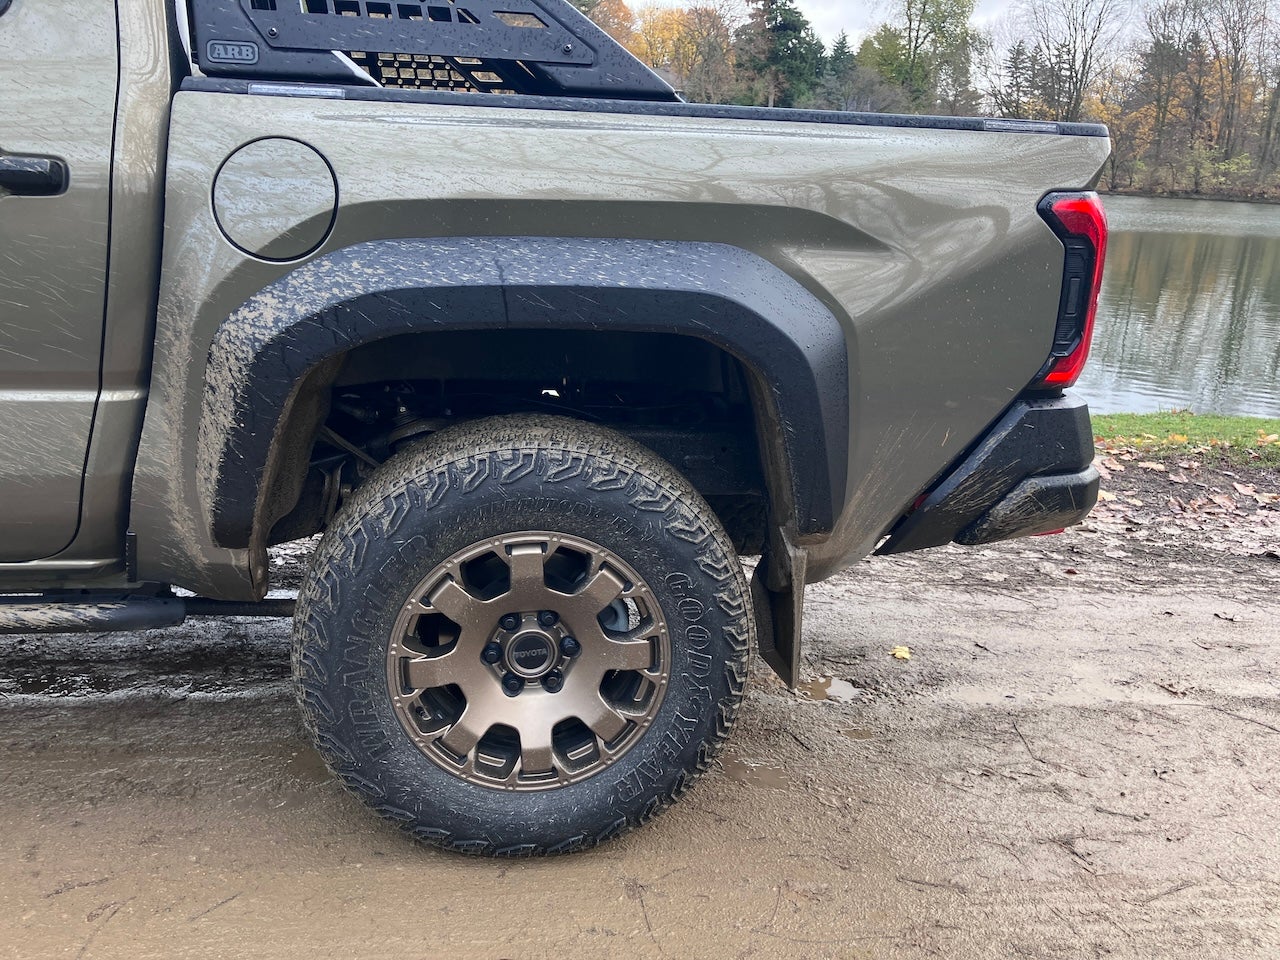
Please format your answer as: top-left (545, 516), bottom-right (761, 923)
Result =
top-left (2, 456), bottom-right (1278, 959)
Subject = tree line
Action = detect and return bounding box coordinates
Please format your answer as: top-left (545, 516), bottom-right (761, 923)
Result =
top-left (574, 0), bottom-right (1280, 200)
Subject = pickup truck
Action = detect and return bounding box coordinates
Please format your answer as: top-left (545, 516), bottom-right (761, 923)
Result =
top-left (0, 0), bottom-right (1108, 855)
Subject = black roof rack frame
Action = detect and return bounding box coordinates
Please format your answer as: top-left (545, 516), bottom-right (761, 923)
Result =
top-left (188, 0), bottom-right (679, 101)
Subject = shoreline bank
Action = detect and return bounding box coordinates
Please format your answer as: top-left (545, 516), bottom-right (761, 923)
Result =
top-left (1101, 188), bottom-right (1280, 206)
top-left (1092, 411), bottom-right (1280, 467)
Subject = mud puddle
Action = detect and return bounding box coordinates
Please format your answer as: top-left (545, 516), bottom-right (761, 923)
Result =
top-left (798, 675), bottom-right (861, 702)
top-left (720, 754), bottom-right (790, 789)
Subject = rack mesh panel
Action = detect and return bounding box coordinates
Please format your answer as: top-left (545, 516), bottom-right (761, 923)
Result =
top-left (346, 51), bottom-right (516, 93)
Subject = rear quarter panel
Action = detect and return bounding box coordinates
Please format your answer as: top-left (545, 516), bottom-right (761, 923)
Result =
top-left (134, 91), bottom-right (1109, 595)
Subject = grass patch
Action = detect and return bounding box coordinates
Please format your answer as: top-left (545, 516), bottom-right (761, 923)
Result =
top-left (1093, 410), bottom-right (1280, 465)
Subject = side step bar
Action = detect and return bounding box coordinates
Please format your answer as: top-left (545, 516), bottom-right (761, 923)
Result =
top-left (0, 595), bottom-right (295, 635)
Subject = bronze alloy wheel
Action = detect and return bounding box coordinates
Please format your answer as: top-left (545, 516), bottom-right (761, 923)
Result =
top-left (386, 532), bottom-right (672, 790)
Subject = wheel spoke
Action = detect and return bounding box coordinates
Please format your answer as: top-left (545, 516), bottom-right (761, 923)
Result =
top-left (439, 706), bottom-right (489, 758)
top-left (572, 566), bottom-right (625, 613)
top-left (574, 621), bottom-right (655, 675)
top-left (404, 651), bottom-right (459, 691)
top-left (426, 577), bottom-right (484, 626)
top-left (518, 720), bottom-right (556, 776)
top-left (603, 637), bottom-right (655, 672)
top-left (579, 694), bottom-right (629, 744)
top-left (505, 542), bottom-right (546, 587)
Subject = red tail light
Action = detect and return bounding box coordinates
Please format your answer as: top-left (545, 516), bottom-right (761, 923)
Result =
top-left (1034, 192), bottom-right (1108, 388)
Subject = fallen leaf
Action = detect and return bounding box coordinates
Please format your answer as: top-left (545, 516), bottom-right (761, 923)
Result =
top-left (1064, 568), bottom-right (1079, 575)
top-left (1097, 489), bottom-right (1118, 502)
top-left (1233, 482), bottom-right (1257, 497)
top-left (980, 571), bottom-right (1008, 582)
top-left (1138, 461), bottom-right (1167, 472)
top-left (890, 645), bottom-right (912, 661)
top-left (1167, 433), bottom-right (1189, 444)
top-left (1214, 612), bottom-right (1241, 622)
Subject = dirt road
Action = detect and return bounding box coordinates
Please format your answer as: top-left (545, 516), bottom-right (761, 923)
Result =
top-left (3, 462), bottom-right (1279, 959)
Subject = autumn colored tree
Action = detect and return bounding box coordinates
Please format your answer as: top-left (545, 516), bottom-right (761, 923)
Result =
top-left (632, 4), bottom-right (691, 74)
top-left (679, 3), bottom-right (741, 103)
top-left (586, 0), bottom-right (638, 48)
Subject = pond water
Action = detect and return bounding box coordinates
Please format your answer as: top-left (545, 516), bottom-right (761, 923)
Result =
top-left (1074, 195), bottom-right (1280, 417)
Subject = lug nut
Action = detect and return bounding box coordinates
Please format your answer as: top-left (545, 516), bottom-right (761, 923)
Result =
top-left (543, 670), bottom-right (564, 693)
top-left (502, 673), bottom-right (523, 696)
top-left (499, 613), bottom-right (520, 632)
top-left (537, 610), bottom-right (559, 627)
top-left (559, 636), bottom-right (581, 658)
top-left (481, 642), bottom-right (503, 664)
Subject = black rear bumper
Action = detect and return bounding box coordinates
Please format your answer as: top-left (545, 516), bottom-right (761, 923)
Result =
top-left (877, 394), bottom-right (1098, 555)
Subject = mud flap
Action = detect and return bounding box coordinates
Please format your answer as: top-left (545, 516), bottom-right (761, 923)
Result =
top-left (751, 538), bottom-right (807, 690)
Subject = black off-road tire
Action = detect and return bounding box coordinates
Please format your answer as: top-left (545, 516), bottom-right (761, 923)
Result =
top-left (291, 415), bottom-right (753, 855)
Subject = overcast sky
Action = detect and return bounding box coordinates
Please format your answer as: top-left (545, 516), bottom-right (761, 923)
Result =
top-left (647, 0), bottom-right (1018, 48)
top-left (795, 0), bottom-right (1018, 44)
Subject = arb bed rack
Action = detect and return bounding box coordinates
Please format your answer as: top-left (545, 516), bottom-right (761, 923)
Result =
top-left (188, 0), bottom-right (679, 101)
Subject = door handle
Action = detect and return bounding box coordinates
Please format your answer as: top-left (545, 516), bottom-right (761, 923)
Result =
top-left (0, 155), bottom-right (69, 197)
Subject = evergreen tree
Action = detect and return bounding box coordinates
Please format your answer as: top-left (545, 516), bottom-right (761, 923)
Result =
top-left (734, 0), bottom-right (825, 107)
top-left (829, 31), bottom-right (855, 78)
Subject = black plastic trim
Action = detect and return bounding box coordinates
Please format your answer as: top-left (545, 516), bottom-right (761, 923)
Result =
top-left (0, 594), bottom-right (295, 635)
top-left (0, 595), bottom-right (186, 634)
top-left (956, 467), bottom-right (1099, 545)
top-left (200, 237), bottom-right (849, 549)
top-left (178, 76), bottom-right (1110, 137)
top-left (876, 394), bottom-right (1095, 555)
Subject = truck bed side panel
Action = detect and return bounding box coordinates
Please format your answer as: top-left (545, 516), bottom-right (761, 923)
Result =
top-left (133, 92), bottom-right (1109, 596)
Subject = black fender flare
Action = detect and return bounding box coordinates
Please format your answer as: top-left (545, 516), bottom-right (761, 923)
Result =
top-left (200, 237), bottom-right (849, 550)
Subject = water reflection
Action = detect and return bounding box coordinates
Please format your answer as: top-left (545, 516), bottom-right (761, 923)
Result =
top-left (1075, 196), bottom-right (1280, 417)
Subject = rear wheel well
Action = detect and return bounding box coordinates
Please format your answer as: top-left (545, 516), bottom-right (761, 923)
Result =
top-left (264, 330), bottom-right (769, 555)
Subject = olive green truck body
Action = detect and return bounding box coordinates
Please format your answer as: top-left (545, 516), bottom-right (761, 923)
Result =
top-left (0, 0), bottom-right (1109, 678)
